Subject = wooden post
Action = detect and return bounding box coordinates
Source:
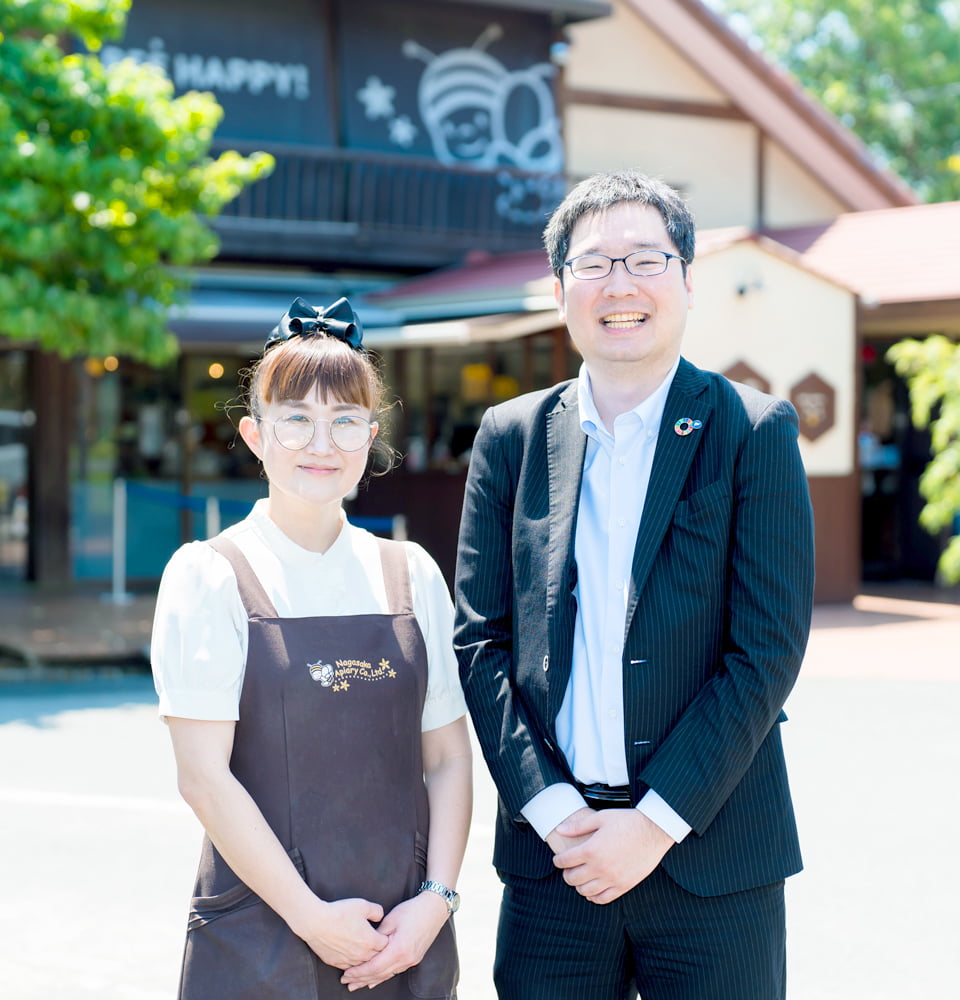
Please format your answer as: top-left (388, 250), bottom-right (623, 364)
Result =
top-left (27, 350), bottom-right (74, 583)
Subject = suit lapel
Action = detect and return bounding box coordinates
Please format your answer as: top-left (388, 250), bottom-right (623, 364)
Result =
top-left (545, 382), bottom-right (585, 622)
top-left (540, 384), bottom-right (585, 718)
top-left (624, 359), bottom-right (712, 637)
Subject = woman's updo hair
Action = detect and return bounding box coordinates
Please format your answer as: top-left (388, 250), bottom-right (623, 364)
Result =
top-left (243, 335), bottom-right (396, 475)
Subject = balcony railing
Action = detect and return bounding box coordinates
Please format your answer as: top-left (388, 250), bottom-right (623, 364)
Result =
top-left (211, 142), bottom-right (565, 268)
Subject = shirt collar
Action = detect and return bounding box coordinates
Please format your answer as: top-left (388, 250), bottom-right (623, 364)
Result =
top-left (249, 498), bottom-right (351, 561)
top-left (577, 358), bottom-right (681, 439)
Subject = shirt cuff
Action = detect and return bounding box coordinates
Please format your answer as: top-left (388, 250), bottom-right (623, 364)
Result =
top-left (637, 788), bottom-right (692, 843)
top-left (521, 783), bottom-right (589, 840)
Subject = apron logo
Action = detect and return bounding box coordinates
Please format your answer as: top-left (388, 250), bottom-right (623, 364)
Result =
top-left (307, 657), bottom-right (398, 692)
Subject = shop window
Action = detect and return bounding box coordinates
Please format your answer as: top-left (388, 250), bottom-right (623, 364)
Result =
top-left (70, 352), bottom-right (266, 581)
top-left (379, 332), bottom-right (570, 475)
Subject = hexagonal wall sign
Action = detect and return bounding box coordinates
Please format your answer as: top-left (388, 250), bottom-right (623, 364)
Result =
top-left (790, 372), bottom-right (835, 441)
top-left (723, 361), bottom-right (771, 395)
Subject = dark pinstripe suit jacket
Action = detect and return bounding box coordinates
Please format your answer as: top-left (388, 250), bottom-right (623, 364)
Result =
top-left (454, 358), bottom-right (815, 897)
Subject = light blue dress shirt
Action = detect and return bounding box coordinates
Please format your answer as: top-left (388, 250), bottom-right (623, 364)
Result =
top-left (521, 362), bottom-right (692, 844)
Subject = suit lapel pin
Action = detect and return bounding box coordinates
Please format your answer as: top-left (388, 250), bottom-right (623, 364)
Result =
top-left (674, 417), bottom-right (703, 436)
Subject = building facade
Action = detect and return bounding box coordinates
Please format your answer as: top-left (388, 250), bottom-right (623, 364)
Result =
top-left (2, 0), bottom-right (950, 602)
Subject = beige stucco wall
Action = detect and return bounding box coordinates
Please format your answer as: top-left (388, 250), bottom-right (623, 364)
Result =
top-left (563, 106), bottom-right (759, 229)
top-left (564, 1), bottom-right (727, 102)
top-left (763, 140), bottom-right (849, 227)
top-left (682, 242), bottom-right (856, 476)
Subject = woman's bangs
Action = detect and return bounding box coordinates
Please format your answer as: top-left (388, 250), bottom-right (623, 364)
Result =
top-left (262, 340), bottom-right (374, 410)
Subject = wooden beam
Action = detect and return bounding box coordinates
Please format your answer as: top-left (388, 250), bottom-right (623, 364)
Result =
top-left (857, 299), bottom-right (960, 337)
top-left (755, 129), bottom-right (766, 230)
top-left (560, 85), bottom-right (749, 120)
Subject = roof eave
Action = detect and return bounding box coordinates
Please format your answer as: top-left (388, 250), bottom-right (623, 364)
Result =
top-left (443, 0), bottom-right (611, 25)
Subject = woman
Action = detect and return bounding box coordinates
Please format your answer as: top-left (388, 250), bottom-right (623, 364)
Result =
top-left (151, 297), bottom-right (472, 998)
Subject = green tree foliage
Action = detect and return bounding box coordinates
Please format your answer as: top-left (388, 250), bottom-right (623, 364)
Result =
top-left (887, 336), bottom-right (960, 583)
top-left (704, 0), bottom-right (960, 202)
top-left (0, 0), bottom-right (274, 364)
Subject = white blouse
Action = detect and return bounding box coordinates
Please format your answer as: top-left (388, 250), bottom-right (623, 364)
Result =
top-left (150, 500), bottom-right (467, 732)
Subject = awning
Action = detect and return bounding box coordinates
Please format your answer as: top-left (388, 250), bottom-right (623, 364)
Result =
top-left (364, 310), bottom-right (561, 349)
top-left (166, 250), bottom-right (568, 355)
top-left (167, 282), bottom-right (405, 353)
top-left (167, 283), bottom-right (560, 353)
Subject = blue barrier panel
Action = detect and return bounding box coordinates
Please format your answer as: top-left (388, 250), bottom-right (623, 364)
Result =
top-left (127, 487), bottom-right (396, 536)
top-left (74, 479), bottom-right (403, 581)
top-left (72, 482), bottom-right (113, 579)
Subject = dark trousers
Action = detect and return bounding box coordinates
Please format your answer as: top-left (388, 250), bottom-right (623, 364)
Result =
top-left (494, 866), bottom-right (786, 1000)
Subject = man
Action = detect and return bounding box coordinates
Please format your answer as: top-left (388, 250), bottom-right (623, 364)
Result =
top-left (454, 170), bottom-right (815, 999)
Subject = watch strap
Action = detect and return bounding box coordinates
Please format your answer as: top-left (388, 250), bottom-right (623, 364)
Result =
top-left (418, 879), bottom-right (459, 913)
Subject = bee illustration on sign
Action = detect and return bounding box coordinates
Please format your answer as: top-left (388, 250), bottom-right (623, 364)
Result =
top-left (355, 24), bottom-right (563, 222)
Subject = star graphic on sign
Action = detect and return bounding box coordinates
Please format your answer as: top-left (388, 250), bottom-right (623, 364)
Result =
top-left (340, 680), bottom-right (350, 691)
top-left (389, 115), bottom-right (418, 148)
top-left (357, 76), bottom-right (396, 119)
top-left (379, 659), bottom-right (390, 670)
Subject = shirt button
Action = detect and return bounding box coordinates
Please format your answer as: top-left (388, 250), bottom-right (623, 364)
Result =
top-left (608, 709), bottom-right (617, 720)
top-left (618, 518), bottom-right (626, 528)
top-left (616, 580), bottom-right (624, 591)
top-left (618, 456), bottom-right (627, 465)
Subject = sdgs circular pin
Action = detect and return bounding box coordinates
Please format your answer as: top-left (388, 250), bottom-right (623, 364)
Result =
top-left (674, 417), bottom-right (703, 436)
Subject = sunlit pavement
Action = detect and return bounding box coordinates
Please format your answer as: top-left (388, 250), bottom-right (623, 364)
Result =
top-left (1, 591), bottom-right (958, 999)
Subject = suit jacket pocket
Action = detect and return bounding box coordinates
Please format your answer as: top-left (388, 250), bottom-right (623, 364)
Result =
top-left (673, 481), bottom-right (730, 522)
top-left (667, 482), bottom-right (731, 586)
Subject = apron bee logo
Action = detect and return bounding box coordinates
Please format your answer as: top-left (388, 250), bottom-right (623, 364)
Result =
top-left (308, 661), bottom-right (335, 686)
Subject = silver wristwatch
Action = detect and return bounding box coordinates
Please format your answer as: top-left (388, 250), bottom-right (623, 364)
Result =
top-left (418, 879), bottom-right (460, 914)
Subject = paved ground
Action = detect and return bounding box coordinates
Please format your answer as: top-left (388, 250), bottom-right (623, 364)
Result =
top-left (1, 589), bottom-right (958, 998)
top-left (0, 585), bottom-right (155, 667)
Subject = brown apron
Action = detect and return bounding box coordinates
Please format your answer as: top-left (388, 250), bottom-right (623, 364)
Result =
top-left (178, 534), bottom-right (458, 999)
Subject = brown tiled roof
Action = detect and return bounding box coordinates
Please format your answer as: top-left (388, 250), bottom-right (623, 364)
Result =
top-left (368, 250), bottom-right (554, 310)
top-left (368, 203), bottom-right (960, 331)
top-left (767, 202), bottom-right (960, 305)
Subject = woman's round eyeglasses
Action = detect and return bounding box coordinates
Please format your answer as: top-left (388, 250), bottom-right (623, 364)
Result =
top-left (264, 414), bottom-right (374, 452)
top-left (561, 250), bottom-right (687, 280)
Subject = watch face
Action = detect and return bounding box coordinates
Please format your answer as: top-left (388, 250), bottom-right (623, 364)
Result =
top-left (448, 891), bottom-right (461, 914)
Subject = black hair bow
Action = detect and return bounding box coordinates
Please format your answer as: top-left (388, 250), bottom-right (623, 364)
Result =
top-left (265, 296), bottom-right (364, 352)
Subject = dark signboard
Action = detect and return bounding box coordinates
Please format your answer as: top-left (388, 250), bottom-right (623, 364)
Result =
top-left (791, 372), bottom-right (836, 442)
top-left (339, 1), bottom-right (560, 165)
top-left (338, 0), bottom-right (564, 223)
top-left (723, 360), bottom-right (772, 395)
top-left (98, 0), bottom-right (333, 144)
top-left (98, 0), bottom-right (565, 225)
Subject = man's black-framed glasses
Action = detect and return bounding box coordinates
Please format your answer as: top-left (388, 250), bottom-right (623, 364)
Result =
top-left (562, 250), bottom-right (687, 280)
top-left (264, 414), bottom-right (374, 452)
